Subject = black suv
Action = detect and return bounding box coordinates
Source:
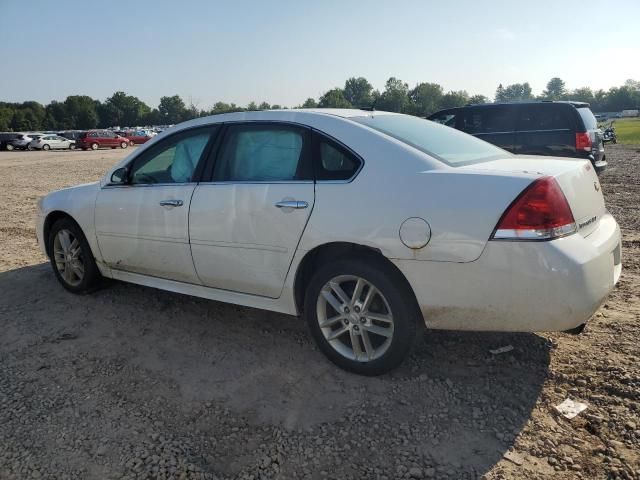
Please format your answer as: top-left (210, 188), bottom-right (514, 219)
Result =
top-left (428, 101), bottom-right (606, 173)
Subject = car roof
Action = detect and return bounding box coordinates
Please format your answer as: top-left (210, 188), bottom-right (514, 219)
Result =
top-left (463, 101), bottom-right (590, 108)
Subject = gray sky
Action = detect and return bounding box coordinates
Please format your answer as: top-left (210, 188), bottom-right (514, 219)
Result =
top-left (1, 0), bottom-right (638, 108)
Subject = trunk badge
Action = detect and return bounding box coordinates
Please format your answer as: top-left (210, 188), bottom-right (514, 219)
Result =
top-left (594, 182), bottom-right (600, 192)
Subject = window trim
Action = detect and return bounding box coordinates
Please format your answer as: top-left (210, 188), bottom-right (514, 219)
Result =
top-left (202, 121), bottom-right (314, 184)
top-left (103, 125), bottom-right (221, 188)
top-left (311, 129), bottom-right (364, 184)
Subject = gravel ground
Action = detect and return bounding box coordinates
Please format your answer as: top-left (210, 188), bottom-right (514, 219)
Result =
top-left (0, 145), bottom-right (639, 480)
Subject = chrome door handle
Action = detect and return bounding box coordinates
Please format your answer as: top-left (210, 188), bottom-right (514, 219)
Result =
top-left (159, 199), bottom-right (184, 207)
top-left (275, 200), bottom-right (308, 209)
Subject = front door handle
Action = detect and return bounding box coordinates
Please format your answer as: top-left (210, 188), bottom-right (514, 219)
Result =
top-left (159, 199), bottom-right (184, 207)
top-left (275, 200), bottom-right (308, 209)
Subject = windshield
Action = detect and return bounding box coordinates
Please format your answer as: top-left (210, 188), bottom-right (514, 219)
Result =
top-left (577, 107), bottom-right (598, 130)
top-left (351, 114), bottom-right (509, 166)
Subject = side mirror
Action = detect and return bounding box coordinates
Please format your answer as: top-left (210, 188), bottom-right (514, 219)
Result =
top-left (110, 167), bottom-right (129, 185)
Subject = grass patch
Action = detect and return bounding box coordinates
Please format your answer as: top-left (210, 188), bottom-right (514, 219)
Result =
top-left (600, 117), bottom-right (640, 145)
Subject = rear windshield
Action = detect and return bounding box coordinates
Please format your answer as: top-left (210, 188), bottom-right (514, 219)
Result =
top-left (351, 114), bottom-right (509, 166)
top-left (577, 107), bottom-right (598, 130)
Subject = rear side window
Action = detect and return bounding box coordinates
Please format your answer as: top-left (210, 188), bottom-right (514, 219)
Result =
top-left (314, 134), bottom-right (362, 181)
top-left (577, 107), bottom-right (598, 130)
top-left (461, 106), bottom-right (516, 134)
top-left (518, 105), bottom-right (572, 131)
top-left (213, 124), bottom-right (311, 182)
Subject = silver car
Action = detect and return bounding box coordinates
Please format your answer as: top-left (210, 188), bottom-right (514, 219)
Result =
top-left (29, 135), bottom-right (76, 151)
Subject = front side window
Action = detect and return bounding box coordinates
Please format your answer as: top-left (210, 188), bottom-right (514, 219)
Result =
top-left (213, 124), bottom-right (310, 182)
top-left (352, 114), bottom-right (509, 166)
top-left (129, 127), bottom-right (216, 184)
top-left (429, 109), bottom-right (458, 127)
top-left (460, 106), bottom-right (516, 134)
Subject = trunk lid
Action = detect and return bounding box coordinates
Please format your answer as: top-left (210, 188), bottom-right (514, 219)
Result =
top-left (460, 155), bottom-right (606, 238)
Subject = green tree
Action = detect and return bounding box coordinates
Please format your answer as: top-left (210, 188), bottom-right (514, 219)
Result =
top-left (496, 83), bottom-right (533, 102)
top-left (247, 101), bottom-right (259, 111)
top-left (468, 94), bottom-right (489, 105)
top-left (318, 88), bottom-right (352, 108)
top-left (101, 91), bottom-right (150, 127)
top-left (344, 77), bottom-right (373, 108)
top-left (258, 101), bottom-right (271, 110)
top-left (542, 77), bottom-right (567, 100)
top-left (64, 95), bottom-right (98, 129)
top-left (440, 90), bottom-right (470, 109)
top-left (0, 106), bottom-right (13, 131)
top-left (158, 95), bottom-right (187, 124)
top-left (301, 98), bottom-right (317, 108)
top-left (569, 87), bottom-right (594, 105)
top-left (376, 77), bottom-right (409, 113)
top-left (21, 101), bottom-right (46, 130)
top-left (408, 82), bottom-right (443, 116)
top-left (43, 101), bottom-right (68, 130)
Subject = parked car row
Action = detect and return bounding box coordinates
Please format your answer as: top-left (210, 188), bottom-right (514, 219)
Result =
top-left (427, 101), bottom-right (607, 174)
top-left (0, 129), bottom-right (156, 151)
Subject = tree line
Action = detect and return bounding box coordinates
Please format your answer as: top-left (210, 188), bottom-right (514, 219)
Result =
top-left (1, 77), bottom-right (638, 132)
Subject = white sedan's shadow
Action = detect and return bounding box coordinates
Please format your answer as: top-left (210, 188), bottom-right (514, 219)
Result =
top-left (0, 264), bottom-right (550, 478)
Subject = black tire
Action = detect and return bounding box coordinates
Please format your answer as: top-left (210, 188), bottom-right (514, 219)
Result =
top-left (42, 144), bottom-right (50, 151)
top-left (304, 256), bottom-right (419, 375)
top-left (48, 218), bottom-right (102, 294)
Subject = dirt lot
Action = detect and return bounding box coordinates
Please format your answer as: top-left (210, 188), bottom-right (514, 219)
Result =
top-left (0, 146), bottom-right (639, 480)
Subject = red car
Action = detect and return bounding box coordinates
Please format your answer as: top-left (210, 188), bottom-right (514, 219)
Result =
top-left (116, 130), bottom-right (153, 145)
top-left (76, 130), bottom-right (130, 150)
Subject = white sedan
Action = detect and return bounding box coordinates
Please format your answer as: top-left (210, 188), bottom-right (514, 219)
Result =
top-left (36, 109), bottom-right (622, 375)
top-left (30, 134), bottom-right (76, 150)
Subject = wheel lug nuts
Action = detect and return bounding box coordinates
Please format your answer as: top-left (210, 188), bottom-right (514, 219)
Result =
top-left (353, 325), bottom-right (359, 331)
top-left (344, 307), bottom-right (350, 313)
top-left (354, 306), bottom-right (360, 313)
top-left (360, 317), bottom-right (366, 324)
top-left (343, 318), bottom-right (350, 325)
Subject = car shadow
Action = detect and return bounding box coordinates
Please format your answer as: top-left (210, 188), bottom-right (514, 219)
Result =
top-left (0, 264), bottom-right (551, 478)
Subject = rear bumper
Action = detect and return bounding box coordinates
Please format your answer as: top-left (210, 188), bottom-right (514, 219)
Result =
top-left (393, 213), bottom-right (621, 332)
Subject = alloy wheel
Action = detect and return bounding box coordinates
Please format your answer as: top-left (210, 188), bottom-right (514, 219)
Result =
top-left (316, 275), bottom-right (394, 362)
top-left (53, 229), bottom-right (85, 287)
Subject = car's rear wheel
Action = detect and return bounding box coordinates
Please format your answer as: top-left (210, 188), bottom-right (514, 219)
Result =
top-left (27, 145), bottom-right (34, 151)
top-left (6, 144), bottom-right (14, 151)
top-left (91, 143), bottom-right (98, 150)
top-left (120, 141), bottom-right (128, 149)
top-left (69, 144), bottom-right (76, 150)
top-left (48, 218), bottom-right (101, 293)
top-left (304, 257), bottom-right (418, 375)
top-left (42, 144), bottom-right (50, 151)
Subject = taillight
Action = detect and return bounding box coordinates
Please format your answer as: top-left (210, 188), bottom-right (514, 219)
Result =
top-left (575, 132), bottom-right (592, 151)
top-left (491, 177), bottom-right (576, 241)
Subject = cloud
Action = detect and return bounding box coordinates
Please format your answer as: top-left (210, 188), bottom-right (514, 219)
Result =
top-left (495, 28), bottom-right (516, 40)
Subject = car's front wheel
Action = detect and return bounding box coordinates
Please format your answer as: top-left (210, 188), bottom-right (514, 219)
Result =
top-left (304, 257), bottom-right (418, 375)
top-left (42, 144), bottom-right (50, 151)
top-left (120, 141), bottom-right (128, 149)
top-left (6, 144), bottom-right (14, 151)
top-left (48, 218), bottom-right (101, 293)
top-left (91, 143), bottom-right (98, 150)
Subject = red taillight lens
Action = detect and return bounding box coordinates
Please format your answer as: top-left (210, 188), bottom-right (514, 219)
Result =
top-left (491, 177), bottom-right (576, 241)
top-left (575, 132), bottom-right (592, 151)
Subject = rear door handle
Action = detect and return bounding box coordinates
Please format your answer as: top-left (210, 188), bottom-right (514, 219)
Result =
top-left (159, 199), bottom-right (184, 207)
top-left (275, 200), bottom-right (308, 209)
